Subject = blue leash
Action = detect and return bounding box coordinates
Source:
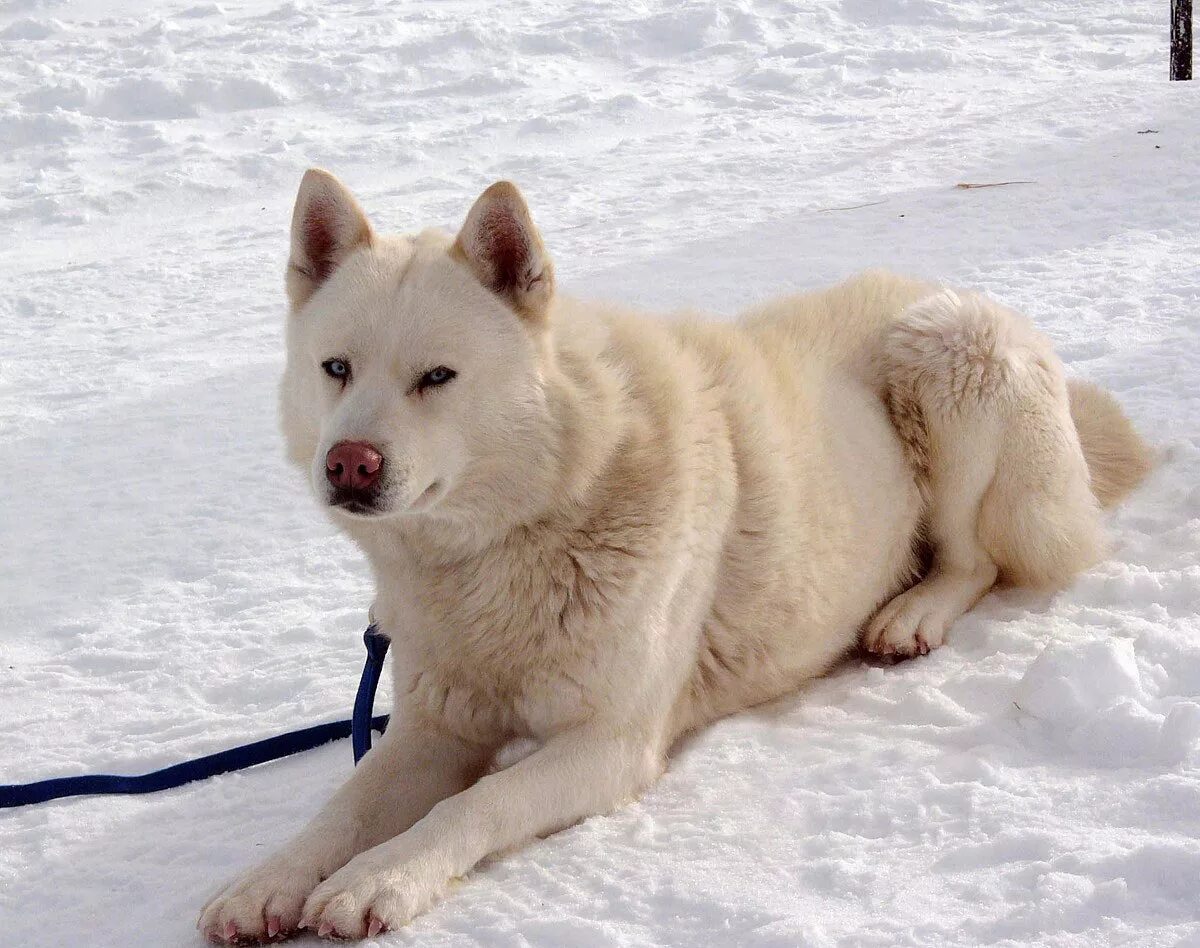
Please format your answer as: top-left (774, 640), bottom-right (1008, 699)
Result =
top-left (0, 624), bottom-right (391, 809)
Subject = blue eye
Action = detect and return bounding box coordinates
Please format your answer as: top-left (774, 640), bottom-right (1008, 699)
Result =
top-left (322, 359), bottom-right (350, 381)
top-left (418, 366), bottom-right (457, 391)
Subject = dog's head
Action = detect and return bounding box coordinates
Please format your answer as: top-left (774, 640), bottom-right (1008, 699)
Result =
top-left (279, 169), bottom-right (558, 527)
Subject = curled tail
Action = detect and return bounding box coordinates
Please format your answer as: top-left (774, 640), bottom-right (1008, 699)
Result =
top-left (1067, 379), bottom-right (1154, 509)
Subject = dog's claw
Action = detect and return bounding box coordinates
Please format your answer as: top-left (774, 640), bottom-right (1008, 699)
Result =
top-left (267, 915), bottom-right (280, 938)
top-left (318, 919), bottom-right (336, 938)
top-left (223, 920), bottom-right (238, 942)
top-left (367, 916), bottom-right (384, 938)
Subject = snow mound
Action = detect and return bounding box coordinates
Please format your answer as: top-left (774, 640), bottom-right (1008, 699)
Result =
top-left (1015, 639), bottom-right (1200, 766)
top-left (1015, 639), bottom-right (1147, 726)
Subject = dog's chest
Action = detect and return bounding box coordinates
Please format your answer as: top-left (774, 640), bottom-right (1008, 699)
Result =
top-left (387, 525), bottom-right (648, 743)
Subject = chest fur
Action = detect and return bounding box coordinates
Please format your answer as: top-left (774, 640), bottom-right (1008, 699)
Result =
top-left (379, 514), bottom-right (666, 743)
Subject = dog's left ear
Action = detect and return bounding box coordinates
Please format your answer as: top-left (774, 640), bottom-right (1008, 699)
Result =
top-left (452, 181), bottom-right (555, 321)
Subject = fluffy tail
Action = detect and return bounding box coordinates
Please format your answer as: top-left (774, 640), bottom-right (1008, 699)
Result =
top-left (1067, 379), bottom-right (1154, 509)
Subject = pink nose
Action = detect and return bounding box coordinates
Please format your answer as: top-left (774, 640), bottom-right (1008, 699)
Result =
top-left (326, 441), bottom-right (384, 491)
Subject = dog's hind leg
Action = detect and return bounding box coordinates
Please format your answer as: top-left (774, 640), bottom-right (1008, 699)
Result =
top-left (866, 288), bottom-right (1105, 657)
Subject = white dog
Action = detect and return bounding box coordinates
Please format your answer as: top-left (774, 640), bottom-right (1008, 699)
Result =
top-left (200, 171), bottom-right (1151, 942)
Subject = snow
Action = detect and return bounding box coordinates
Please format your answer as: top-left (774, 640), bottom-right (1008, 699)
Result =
top-left (1, 1), bottom-right (1198, 945)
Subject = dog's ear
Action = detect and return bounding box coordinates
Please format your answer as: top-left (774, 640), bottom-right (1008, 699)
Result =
top-left (452, 181), bottom-right (555, 321)
top-left (287, 168), bottom-right (373, 310)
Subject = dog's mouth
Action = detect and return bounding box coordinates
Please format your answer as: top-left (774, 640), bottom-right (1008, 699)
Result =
top-left (328, 487), bottom-right (386, 518)
top-left (327, 481), bottom-right (444, 518)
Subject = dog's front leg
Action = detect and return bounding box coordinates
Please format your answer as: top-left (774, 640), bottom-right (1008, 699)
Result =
top-left (199, 714), bottom-right (487, 943)
top-left (300, 722), bottom-right (665, 938)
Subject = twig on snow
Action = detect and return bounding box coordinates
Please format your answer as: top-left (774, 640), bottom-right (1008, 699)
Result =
top-left (954, 180), bottom-right (1035, 190)
top-left (815, 200), bottom-right (887, 213)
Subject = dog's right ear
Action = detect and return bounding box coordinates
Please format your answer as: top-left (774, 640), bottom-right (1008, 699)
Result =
top-left (286, 169), bottom-right (373, 310)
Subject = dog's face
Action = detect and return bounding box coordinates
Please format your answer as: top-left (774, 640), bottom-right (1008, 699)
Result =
top-left (279, 171), bottom-right (557, 525)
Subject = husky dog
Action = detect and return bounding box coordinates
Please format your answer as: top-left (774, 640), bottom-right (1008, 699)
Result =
top-left (200, 171), bottom-right (1151, 942)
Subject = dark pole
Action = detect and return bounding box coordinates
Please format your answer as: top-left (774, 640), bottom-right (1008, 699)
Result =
top-left (1173, 0), bottom-right (1193, 80)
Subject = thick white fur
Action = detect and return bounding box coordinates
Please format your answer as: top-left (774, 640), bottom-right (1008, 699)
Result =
top-left (199, 173), bottom-right (1151, 942)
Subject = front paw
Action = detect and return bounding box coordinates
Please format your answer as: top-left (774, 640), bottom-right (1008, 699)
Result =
top-left (300, 852), bottom-right (448, 940)
top-left (198, 856), bottom-right (323, 944)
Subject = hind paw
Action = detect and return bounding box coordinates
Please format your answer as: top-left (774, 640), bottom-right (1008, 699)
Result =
top-left (865, 586), bottom-right (951, 658)
top-left (866, 567), bottom-right (996, 659)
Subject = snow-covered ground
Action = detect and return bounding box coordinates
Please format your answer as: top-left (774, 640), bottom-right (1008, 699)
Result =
top-left (2, 1), bottom-right (1198, 945)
